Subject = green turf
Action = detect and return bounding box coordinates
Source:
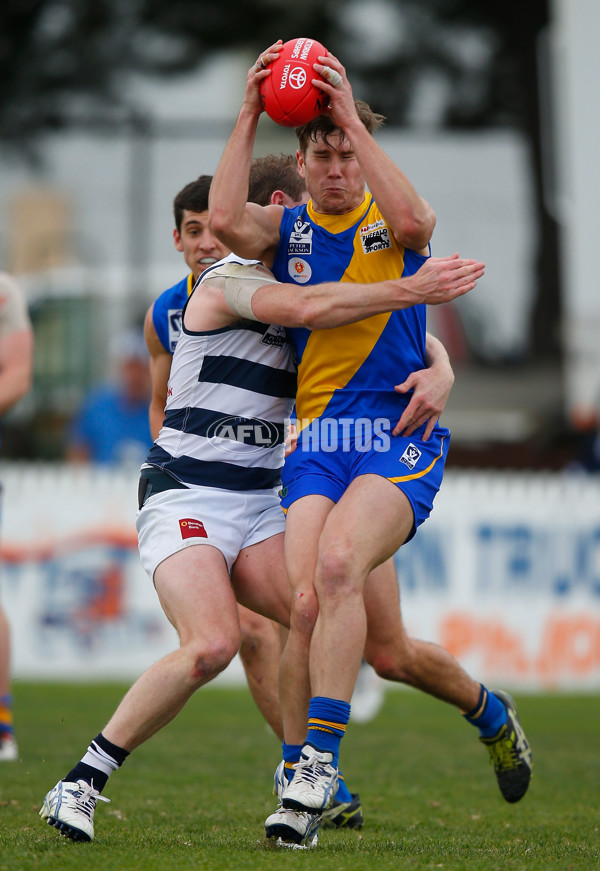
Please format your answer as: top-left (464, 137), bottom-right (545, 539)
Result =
top-left (0, 683), bottom-right (598, 870)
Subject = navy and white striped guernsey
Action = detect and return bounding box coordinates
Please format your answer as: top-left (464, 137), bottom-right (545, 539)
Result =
top-left (145, 256), bottom-right (296, 491)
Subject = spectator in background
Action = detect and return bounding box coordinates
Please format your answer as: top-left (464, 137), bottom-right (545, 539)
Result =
top-left (66, 329), bottom-right (152, 466)
top-left (565, 404), bottom-right (600, 474)
top-left (0, 272), bottom-right (34, 761)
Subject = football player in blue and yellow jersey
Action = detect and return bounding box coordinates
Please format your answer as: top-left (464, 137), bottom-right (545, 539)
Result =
top-left (210, 40), bottom-right (532, 842)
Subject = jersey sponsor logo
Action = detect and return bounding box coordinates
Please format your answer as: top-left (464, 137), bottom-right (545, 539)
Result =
top-left (360, 221), bottom-right (392, 254)
top-left (206, 416), bottom-right (281, 451)
top-left (399, 443), bottom-right (422, 470)
top-left (168, 308), bottom-right (183, 352)
top-left (261, 324), bottom-right (286, 348)
top-left (288, 257), bottom-right (312, 284)
top-left (179, 518), bottom-right (208, 539)
top-left (288, 219), bottom-right (313, 256)
top-left (360, 219), bottom-right (386, 233)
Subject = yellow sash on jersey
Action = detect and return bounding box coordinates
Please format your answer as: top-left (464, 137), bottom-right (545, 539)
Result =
top-left (296, 199), bottom-right (406, 428)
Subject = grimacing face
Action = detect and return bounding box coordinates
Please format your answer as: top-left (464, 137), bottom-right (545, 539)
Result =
top-left (174, 210), bottom-right (230, 279)
top-left (297, 132), bottom-right (366, 215)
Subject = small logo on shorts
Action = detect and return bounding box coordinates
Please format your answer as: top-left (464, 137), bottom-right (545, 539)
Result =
top-left (179, 518), bottom-right (208, 540)
top-left (399, 443), bottom-right (422, 470)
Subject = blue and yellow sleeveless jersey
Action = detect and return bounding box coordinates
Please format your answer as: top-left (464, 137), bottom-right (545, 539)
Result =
top-left (151, 274), bottom-right (194, 354)
top-left (271, 194), bottom-right (429, 437)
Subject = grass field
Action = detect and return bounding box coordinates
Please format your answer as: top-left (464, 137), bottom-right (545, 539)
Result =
top-left (0, 683), bottom-right (598, 871)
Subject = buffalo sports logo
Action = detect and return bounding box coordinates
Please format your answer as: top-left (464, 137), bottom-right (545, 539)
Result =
top-left (360, 220), bottom-right (392, 254)
top-left (399, 443), bottom-right (422, 470)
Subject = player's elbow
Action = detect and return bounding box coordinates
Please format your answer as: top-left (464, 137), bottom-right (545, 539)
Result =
top-left (207, 208), bottom-right (231, 243)
top-left (396, 205), bottom-right (436, 251)
top-left (398, 217), bottom-right (433, 252)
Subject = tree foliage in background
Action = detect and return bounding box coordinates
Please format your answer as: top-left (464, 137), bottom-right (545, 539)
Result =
top-left (0, 0), bottom-right (548, 136)
top-left (0, 0), bottom-right (337, 146)
top-left (0, 0), bottom-right (557, 358)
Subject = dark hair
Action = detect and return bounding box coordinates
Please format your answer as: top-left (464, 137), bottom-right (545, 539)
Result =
top-left (248, 154), bottom-right (307, 205)
top-left (173, 175), bottom-right (213, 232)
top-left (295, 101), bottom-right (386, 153)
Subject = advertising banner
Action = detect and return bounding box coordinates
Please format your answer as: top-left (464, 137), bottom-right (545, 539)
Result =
top-left (1, 465), bottom-right (599, 690)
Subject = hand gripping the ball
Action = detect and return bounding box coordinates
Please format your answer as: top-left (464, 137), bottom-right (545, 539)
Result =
top-left (253, 41), bottom-right (283, 73)
top-left (311, 53), bottom-right (359, 127)
top-left (319, 65), bottom-right (343, 88)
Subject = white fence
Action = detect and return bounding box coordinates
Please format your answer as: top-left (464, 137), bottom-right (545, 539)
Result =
top-left (1, 463), bottom-right (599, 691)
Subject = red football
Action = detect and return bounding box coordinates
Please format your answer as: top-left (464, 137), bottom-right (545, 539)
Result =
top-left (260, 37), bottom-right (331, 128)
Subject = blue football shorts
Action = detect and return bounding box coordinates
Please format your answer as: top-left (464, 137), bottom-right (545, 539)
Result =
top-left (280, 424), bottom-right (450, 541)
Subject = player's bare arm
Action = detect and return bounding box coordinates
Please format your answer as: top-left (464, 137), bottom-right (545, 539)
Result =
top-left (144, 304), bottom-right (174, 440)
top-left (311, 51), bottom-right (435, 252)
top-left (209, 43), bottom-right (284, 263)
top-left (392, 333), bottom-right (455, 441)
top-left (249, 254), bottom-right (484, 328)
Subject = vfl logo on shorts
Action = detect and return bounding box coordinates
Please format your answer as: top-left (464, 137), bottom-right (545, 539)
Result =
top-left (179, 518), bottom-right (208, 540)
top-left (399, 443), bottom-right (422, 470)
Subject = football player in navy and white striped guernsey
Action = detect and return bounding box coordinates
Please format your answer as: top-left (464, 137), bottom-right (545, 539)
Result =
top-left (144, 172), bottom-right (291, 745)
top-left (39, 214), bottom-right (478, 847)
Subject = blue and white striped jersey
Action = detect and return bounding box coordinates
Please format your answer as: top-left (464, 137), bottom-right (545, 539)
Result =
top-left (146, 257), bottom-right (296, 491)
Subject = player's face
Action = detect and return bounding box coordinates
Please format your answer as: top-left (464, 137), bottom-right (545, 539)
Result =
top-left (297, 132), bottom-right (366, 215)
top-left (174, 210), bottom-right (230, 279)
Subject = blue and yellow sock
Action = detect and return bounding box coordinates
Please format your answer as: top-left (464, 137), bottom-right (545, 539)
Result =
top-left (0, 694), bottom-right (14, 738)
top-left (305, 696), bottom-right (351, 768)
top-left (463, 685), bottom-right (508, 738)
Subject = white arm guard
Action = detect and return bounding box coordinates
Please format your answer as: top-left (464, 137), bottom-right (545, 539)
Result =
top-left (201, 259), bottom-right (280, 321)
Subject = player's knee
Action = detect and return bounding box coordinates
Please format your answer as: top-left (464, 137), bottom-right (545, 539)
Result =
top-left (239, 609), bottom-right (271, 644)
top-left (316, 543), bottom-right (361, 598)
top-left (366, 643), bottom-right (416, 684)
top-left (185, 635), bottom-right (239, 686)
top-left (289, 587), bottom-right (318, 637)
top-left (239, 617), bottom-right (277, 665)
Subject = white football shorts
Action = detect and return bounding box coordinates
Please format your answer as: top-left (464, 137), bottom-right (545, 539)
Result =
top-left (136, 484), bottom-right (286, 581)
